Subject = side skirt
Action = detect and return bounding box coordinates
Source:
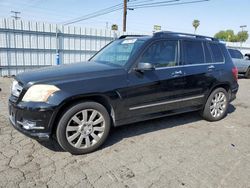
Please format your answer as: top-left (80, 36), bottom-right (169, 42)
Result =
top-left (114, 105), bottom-right (202, 127)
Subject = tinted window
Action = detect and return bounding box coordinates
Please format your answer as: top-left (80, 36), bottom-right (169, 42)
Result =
top-left (140, 40), bottom-right (178, 67)
top-left (228, 49), bottom-right (243, 59)
top-left (203, 42), bottom-right (213, 63)
top-left (209, 43), bottom-right (224, 63)
top-left (183, 41), bottom-right (205, 65)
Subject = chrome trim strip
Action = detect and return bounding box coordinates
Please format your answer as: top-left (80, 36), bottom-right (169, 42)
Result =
top-left (155, 62), bottom-right (224, 70)
top-left (16, 120), bottom-right (45, 130)
top-left (129, 95), bottom-right (205, 111)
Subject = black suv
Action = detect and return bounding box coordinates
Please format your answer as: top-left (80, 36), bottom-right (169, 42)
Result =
top-left (9, 31), bottom-right (239, 154)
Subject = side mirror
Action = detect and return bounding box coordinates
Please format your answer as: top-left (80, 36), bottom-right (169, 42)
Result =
top-left (135, 62), bottom-right (155, 72)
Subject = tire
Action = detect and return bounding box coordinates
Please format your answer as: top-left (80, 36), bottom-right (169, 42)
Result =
top-left (201, 88), bottom-right (229, 121)
top-left (245, 67), bottom-right (250, 79)
top-left (56, 101), bottom-right (111, 155)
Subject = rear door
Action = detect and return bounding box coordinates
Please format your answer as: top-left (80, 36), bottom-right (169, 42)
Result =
top-left (179, 40), bottom-right (214, 107)
top-left (207, 42), bottom-right (226, 84)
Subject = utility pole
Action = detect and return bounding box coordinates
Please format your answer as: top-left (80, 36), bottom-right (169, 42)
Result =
top-left (11, 11), bottom-right (21, 20)
top-left (123, 0), bottom-right (127, 32)
top-left (239, 25), bottom-right (247, 50)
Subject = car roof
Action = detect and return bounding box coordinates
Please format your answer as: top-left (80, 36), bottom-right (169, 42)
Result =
top-left (119, 31), bottom-right (219, 43)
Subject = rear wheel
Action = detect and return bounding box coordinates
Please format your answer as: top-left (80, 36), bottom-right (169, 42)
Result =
top-left (56, 101), bottom-right (110, 154)
top-left (201, 88), bottom-right (229, 121)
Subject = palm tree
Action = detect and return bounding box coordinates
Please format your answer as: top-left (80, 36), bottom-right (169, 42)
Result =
top-left (192, 20), bottom-right (200, 34)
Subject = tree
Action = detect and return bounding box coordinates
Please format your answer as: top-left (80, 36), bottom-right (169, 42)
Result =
top-left (214, 30), bottom-right (236, 42)
top-left (214, 31), bottom-right (228, 41)
top-left (111, 24), bottom-right (118, 31)
top-left (214, 29), bottom-right (248, 42)
top-left (192, 19), bottom-right (200, 34)
top-left (237, 31), bottom-right (249, 42)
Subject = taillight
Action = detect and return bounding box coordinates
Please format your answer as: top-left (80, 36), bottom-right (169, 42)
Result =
top-left (232, 67), bottom-right (238, 81)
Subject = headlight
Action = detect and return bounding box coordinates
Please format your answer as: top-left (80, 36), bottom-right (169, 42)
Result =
top-left (22, 84), bottom-right (60, 102)
top-left (11, 80), bottom-right (23, 97)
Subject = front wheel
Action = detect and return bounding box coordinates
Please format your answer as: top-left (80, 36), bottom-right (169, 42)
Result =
top-left (56, 101), bottom-right (111, 155)
top-left (201, 88), bottom-right (229, 121)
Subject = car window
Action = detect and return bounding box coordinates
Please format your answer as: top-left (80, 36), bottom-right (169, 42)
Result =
top-left (90, 39), bottom-right (146, 67)
top-left (203, 42), bottom-right (213, 63)
top-left (183, 40), bottom-right (205, 65)
top-left (140, 40), bottom-right (178, 68)
top-left (209, 43), bottom-right (224, 63)
top-left (228, 49), bottom-right (243, 59)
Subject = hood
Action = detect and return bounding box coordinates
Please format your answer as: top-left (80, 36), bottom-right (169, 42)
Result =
top-left (16, 61), bottom-right (125, 85)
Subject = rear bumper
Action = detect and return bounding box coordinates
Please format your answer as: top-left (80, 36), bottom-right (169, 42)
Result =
top-left (8, 100), bottom-right (57, 140)
top-left (229, 86), bottom-right (238, 102)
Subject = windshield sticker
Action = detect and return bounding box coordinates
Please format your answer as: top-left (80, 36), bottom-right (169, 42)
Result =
top-left (122, 39), bottom-right (137, 44)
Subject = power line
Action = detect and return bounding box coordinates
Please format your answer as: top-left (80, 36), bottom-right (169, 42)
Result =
top-left (62, 0), bottom-right (157, 25)
top-left (129, 0), bottom-right (209, 9)
top-left (128, 0), bottom-right (179, 7)
top-left (62, 0), bottom-right (210, 26)
top-left (63, 3), bottom-right (124, 25)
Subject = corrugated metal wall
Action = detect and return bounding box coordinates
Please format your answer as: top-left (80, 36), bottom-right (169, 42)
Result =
top-left (0, 18), bottom-right (126, 76)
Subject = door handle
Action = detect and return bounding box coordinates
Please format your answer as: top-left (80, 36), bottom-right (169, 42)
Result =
top-left (207, 65), bottom-right (215, 71)
top-left (171, 70), bottom-right (183, 77)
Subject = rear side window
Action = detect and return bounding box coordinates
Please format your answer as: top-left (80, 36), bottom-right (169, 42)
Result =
top-left (140, 40), bottom-right (178, 68)
top-left (183, 41), bottom-right (205, 65)
top-left (209, 43), bottom-right (224, 63)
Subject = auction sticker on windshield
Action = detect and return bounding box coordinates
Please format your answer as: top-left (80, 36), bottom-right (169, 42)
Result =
top-left (122, 39), bottom-right (137, 44)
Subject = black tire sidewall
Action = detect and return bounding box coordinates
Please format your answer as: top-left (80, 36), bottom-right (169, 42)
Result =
top-left (56, 101), bottom-right (111, 155)
top-left (202, 88), bottom-right (229, 121)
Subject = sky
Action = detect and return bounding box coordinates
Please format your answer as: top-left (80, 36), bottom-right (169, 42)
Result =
top-left (0, 0), bottom-right (249, 42)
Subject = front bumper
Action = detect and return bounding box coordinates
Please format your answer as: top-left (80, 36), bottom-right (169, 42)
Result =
top-left (8, 100), bottom-right (57, 140)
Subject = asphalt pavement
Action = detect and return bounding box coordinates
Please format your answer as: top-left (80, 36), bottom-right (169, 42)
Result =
top-left (0, 77), bottom-right (249, 188)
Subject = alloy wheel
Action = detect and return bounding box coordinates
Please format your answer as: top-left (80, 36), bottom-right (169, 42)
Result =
top-left (210, 92), bottom-right (227, 118)
top-left (66, 109), bottom-right (105, 149)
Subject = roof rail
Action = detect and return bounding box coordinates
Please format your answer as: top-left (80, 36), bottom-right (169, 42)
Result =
top-left (153, 31), bottom-right (219, 41)
top-left (118, 35), bottom-right (147, 39)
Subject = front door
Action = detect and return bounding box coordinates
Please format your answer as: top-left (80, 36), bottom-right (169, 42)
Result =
top-left (119, 39), bottom-right (188, 121)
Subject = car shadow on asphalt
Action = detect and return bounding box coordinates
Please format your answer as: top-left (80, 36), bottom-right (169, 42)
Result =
top-left (103, 104), bottom-right (236, 149)
top-left (37, 104), bottom-right (236, 153)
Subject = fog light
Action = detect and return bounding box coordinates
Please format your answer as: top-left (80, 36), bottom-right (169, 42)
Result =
top-left (17, 120), bottom-right (45, 130)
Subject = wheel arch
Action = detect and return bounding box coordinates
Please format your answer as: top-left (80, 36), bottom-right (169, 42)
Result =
top-left (210, 83), bottom-right (231, 94)
top-left (202, 82), bottom-right (231, 109)
top-left (51, 94), bottom-right (116, 135)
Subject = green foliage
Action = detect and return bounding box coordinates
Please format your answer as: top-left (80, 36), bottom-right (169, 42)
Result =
top-left (192, 19), bottom-right (200, 32)
top-left (111, 24), bottom-right (118, 31)
top-left (237, 31), bottom-right (249, 42)
top-left (214, 30), bottom-right (249, 42)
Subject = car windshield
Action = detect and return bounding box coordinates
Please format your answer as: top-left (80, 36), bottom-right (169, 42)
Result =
top-left (228, 49), bottom-right (243, 59)
top-left (90, 38), bottom-right (146, 67)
